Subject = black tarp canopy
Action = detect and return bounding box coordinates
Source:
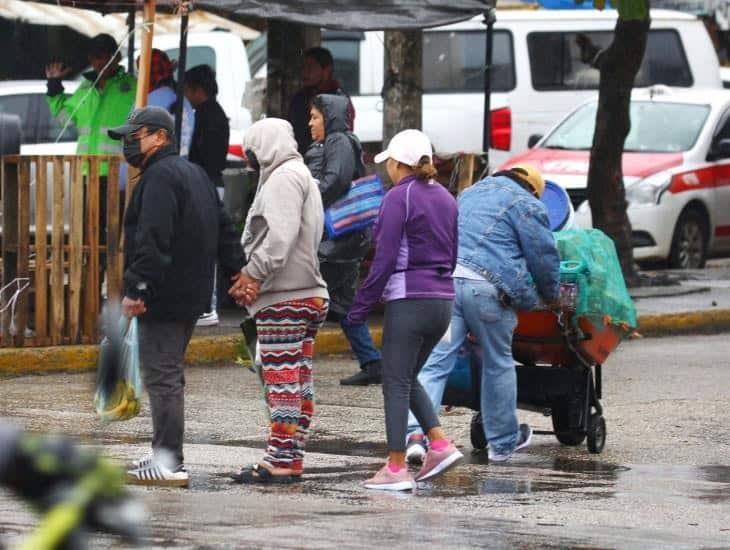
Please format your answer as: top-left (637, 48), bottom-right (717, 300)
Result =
top-left (23, 0), bottom-right (497, 151)
top-left (37, 1), bottom-right (494, 30)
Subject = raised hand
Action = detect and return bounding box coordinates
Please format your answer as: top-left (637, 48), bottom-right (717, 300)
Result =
top-left (45, 62), bottom-right (72, 79)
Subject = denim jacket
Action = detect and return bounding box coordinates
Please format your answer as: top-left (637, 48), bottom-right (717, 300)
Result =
top-left (456, 175), bottom-right (560, 311)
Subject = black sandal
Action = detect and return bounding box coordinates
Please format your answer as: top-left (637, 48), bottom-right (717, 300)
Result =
top-left (231, 463), bottom-right (301, 485)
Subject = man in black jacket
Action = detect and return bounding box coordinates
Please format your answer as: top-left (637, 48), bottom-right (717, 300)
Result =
top-left (108, 106), bottom-right (244, 487)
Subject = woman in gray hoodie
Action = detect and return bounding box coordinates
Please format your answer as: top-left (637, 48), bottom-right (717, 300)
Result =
top-left (230, 118), bottom-right (329, 483)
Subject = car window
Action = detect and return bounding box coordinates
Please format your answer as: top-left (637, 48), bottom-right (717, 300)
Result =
top-left (714, 110), bottom-right (730, 142)
top-left (423, 30), bottom-right (515, 93)
top-left (528, 29), bottom-right (693, 90)
top-left (0, 94), bottom-right (36, 144)
top-left (166, 46), bottom-right (217, 72)
top-left (246, 33), bottom-right (267, 79)
top-left (543, 101), bottom-right (710, 152)
top-left (322, 39), bottom-right (360, 95)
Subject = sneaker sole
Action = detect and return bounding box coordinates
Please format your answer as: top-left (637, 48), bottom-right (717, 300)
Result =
top-left (363, 480), bottom-right (416, 491)
top-left (126, 474), bottom-right (190, 488)
top-left (416, 450), bottom-right (464, 482)
top-left (196, 320), bottom-right (219, 327)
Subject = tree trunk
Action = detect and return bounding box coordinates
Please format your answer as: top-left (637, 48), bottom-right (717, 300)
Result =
top-left (382, 30), bottom-right (423, 145)
top-left (587, 16), bottom-right (650, 286)
top-left (266, 22), bottom-right (320, 119)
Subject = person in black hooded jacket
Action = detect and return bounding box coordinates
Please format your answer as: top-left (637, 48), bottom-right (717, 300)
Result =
top-left (305, 94), bottom-right (382, 386)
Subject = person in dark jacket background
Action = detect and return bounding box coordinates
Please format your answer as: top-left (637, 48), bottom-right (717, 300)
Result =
top-left (184, 64), bottom-right (229, 186)
top-left (184, 64), bottom-right (230, 327)
top-left (289, 47), bottom-right (355, 155)
top-left (305, 94), bottom-right (381, 386)
top-left (109, 106), bottom-right (244, 487)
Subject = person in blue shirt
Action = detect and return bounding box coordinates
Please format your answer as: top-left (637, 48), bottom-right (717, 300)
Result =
top-left (143, 49), bottom-right (195, 157)
top-left (120, 49), bottom-right (195, 187)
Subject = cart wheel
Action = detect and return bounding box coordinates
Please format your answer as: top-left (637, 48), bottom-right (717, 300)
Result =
top-left (551, 405), bottom-right (586, 446)
top-left (587, 413), bottom-right (606, 454)
top-left (470, 412), bottom-right (487, 450)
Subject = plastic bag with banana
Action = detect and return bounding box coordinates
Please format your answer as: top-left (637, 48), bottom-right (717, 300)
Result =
top-left (94, 314), bottom-right (142, 423)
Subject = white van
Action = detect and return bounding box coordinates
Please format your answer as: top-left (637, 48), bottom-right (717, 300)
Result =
top-left (323, 9), bottom-right (722, 166)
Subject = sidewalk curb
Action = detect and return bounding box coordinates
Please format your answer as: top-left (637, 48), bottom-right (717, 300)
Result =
top-left (1, 311), bottom-right (728, 376)
top-left (636, 309), bottom-right (730, 337)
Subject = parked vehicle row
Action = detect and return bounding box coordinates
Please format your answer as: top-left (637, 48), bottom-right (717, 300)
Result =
top-left (1, 11), bottom-right (728, 267)
top-left (502, 86), bottom-right (730, 269)
top-left (322, 9), bottom-right (721, 166)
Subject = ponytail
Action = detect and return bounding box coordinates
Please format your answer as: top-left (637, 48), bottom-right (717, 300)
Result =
top-left (413, 155), bottom-right (438, 180)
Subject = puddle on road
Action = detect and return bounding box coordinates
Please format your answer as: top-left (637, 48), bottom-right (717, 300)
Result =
top-left (694, 465), bottom-right (730, 504)
top-left (112, 433), bottom-right (729, 509)
top-left (206, 437), bottom-right (388, 458)
top-left (418, 456), bottom-right (624, 500)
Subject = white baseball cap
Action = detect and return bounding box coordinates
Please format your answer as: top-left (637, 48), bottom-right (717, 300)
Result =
top-left (374, 129), bottom-right (433, 166)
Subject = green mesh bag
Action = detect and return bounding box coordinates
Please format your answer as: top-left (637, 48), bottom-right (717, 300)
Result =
top-left (555, 228), bottom-right (637, 331)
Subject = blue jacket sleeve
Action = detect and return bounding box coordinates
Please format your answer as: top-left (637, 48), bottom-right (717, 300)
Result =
top-left (515, 202), bottom-right (561, 304)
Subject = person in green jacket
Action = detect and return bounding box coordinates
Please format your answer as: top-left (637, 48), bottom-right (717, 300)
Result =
top-left (46, 33), bottom-right (137, 174)
top-left (45, 34), bottom-right (136, 278)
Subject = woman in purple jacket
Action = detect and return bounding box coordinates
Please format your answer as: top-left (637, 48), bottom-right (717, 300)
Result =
top-left (347, 130), bottom-right (462, 491)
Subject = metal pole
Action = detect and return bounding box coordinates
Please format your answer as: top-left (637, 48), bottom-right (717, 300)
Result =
top-left (126, 9), bottom-right (135, 75)
top-left (174, 9), bottom-right (189, 150)
top-left (482, 8), bottom-right (496, 160)
top-left (135, 0), bottom-right (156, 108)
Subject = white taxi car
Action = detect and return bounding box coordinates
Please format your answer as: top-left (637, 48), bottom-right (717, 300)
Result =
top-left (501, 86), bottom-right (730, 268)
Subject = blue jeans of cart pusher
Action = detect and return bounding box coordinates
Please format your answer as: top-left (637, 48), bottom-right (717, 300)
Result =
top-left (406, 277), bottom-right (520, 456)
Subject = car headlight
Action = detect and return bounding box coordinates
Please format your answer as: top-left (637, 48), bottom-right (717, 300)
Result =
top-left (625, 173), bottom-right (672, 206)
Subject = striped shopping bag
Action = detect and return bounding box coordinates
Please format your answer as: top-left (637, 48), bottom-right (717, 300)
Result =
top-left (324, 174), bottom-right (385, 239)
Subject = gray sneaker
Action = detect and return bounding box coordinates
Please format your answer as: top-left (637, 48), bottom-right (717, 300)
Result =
top-left (488, 424), bottom-right (532, 463)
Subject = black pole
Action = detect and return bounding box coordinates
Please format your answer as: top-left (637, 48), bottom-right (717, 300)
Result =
top-left (482, 8), bottom-right (496, 162)
top-left (174, 11), bottom-right (189, 151)
top-left (126, 9), bottom-right (135, 75)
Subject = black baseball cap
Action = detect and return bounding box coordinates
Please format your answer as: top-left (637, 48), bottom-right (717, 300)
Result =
top-left (108, 106), bottom-right (175, 140)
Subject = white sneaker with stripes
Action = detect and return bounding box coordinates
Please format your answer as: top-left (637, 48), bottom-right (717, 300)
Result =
top-left (131, 451), bottom-right (154, 470)
top-left (126, 459), bottom-right (189, 488)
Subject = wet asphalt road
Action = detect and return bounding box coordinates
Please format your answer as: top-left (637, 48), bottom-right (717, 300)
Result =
top-left (1, 334), bottom-right (729, 549)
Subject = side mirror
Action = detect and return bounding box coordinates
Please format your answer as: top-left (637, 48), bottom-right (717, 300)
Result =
top-left (527, 134), bottom-right (543, 149)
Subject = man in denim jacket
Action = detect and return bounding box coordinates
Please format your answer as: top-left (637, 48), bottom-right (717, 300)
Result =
top-left (405, 164), bottom-right (560, 463)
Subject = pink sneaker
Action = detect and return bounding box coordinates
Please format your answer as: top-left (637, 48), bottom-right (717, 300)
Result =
top-left (363, 464), bottom-right (416, 491)
top-left (415, 442), bottom-right (463, 482)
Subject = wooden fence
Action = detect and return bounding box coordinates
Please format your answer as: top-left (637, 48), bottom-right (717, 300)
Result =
top-left (0, 155), bottom-right (133, 347)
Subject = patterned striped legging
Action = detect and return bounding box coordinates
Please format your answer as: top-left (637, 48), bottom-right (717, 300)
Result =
top-left (255, 298), bottom-right (329, 471)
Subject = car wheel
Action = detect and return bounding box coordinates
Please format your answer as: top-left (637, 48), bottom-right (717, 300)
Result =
top-left (669, 209), bottom-right (708, 269)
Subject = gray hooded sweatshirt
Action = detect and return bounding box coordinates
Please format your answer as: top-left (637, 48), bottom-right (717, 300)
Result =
top-left (241, 118), bottom-right (329, 315)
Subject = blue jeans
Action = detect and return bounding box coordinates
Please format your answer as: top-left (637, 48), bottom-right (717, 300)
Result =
top-left (406, 278), bottom-right (520, 455)
top-left (341, 319), bottom-right (381, 367)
